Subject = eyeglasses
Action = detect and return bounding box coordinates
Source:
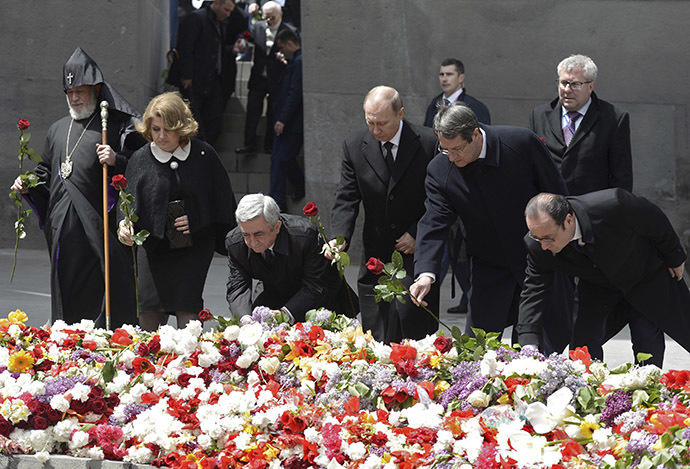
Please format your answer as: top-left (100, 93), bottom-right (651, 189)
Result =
top-left (527, 225), bottom-right (563, 243)
top-left (438, 139), bottom-right (470, 157)
top-left (558, 80), bottom-right (592, 91)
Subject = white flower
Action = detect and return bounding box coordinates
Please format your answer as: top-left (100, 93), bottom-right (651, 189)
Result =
top-left (590, 427), bottom-right (615, 452)
top-left (87, 446), bottom-right (105, 460)
top-left (524, 386), bottom-right (575, 434)
top-left (35, 451), bottom-right (50, 463)
top-left (8, 324), bottom-right (22, 339)
top-left (259, 356), bottom-right (281, 375)
top-left (223, 325), bottom-right (240, 341)
top-left (1, 399), bottom-right (30, 423)
top-left (237, 346), bottom-right (260, 368)
top-left (501, 357), bottom-right (549, 377)
top-left (400, 400), bottom-right (444, 428)
top-left (480, 349), bottom-right (501, 377)
top-left (50, 394), bottom-right (70, 413)
top-left (343, 441), bottom-right (367, 460)
top-left (71, 429), bottom-right (90, 448)
top-left (238, 323), bottom-right (264, 347)
top-left (125, 446), bottom-right (154, 464)
top-left (185, 320), bottom-right (203, 337)
top-left (467, 390), bottom-right (491, 408)
top-left (197, 433), bottom-right (212, 449)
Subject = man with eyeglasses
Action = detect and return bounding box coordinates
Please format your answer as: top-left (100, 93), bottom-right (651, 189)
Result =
top-left (410, 104), bottom-right (574, 354)
top-left (529, 54), bottom-right (632, 196)
top-left (236, 1), bottom-right (298, 155)
top-left (517, 190), bottom-right (690, 366)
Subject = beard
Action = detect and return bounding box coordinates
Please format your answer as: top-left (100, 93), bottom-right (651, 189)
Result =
top-left (67, 92), bottom-right (98, 120)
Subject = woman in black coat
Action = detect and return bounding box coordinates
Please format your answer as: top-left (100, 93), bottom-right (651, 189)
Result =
top-left (118, 92), bottom-right (236, 330)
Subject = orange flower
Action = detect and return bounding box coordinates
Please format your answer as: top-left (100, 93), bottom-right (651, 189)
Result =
top-left (569, 346), bottom-right (591, 370)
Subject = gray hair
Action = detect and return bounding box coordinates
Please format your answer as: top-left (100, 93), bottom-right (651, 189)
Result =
top-left (557, 54), bottom-right (598, 82)
top-left (235, 193), bottom-right (281, 226)
top-left (433, 103), bottom-right (478, 141)
top-left (524, 193), bottom-right (573, 226)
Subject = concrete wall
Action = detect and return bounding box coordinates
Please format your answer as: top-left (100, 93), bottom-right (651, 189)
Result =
top-left (0, 0), bottom-right (169, 249)
top-left (302, 0), bottom-right (690, 258)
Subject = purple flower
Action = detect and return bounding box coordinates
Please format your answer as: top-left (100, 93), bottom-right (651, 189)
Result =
top-left (600, 390), bottom-right (632, 427)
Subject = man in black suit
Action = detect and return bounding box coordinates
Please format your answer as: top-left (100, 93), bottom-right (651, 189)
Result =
top-left (236, 1), bottom-right (297, 154)
top-left (518, 190), bottom-right (690, 366)
top-left (410, 104), bottom-right (573, 354)
top-left (269, 28), bottom-right (304, 211)
top-left (424, 58), bottom-right (491, 316)
top-left (328, 86), bottom-right (440, 343)
top-left (226, 194), bottom-right (356, 321)
top-left (529, 54), bottom-right (632, 196)
top-left (424, 58), bottom-right (491, 127)
top-left (176, 0), bottom-right (245, 146)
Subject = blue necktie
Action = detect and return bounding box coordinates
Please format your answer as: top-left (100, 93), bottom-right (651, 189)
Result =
top-left (563, 111), bottom-right (581, 146)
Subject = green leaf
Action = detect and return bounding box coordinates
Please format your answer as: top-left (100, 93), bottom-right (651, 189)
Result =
top-left (101, 360), bottom-right (116, 383)
top-left (339, 251), bottom-right (350, 267)
top-left (451, 326), bottom-right (464, 343)
top-left (636, 352), bottom-right (653, 364)
top-left (20, 132), bottom-right (31, 145)
top-left (27, 148), bottom-right (43, 163)
top-left (336, 235), bottom-right (346, 245)
top-left (354, 381), bottom-right (370, 397)
top-left (395, 270), bottom-right (406, 279)
top-left (391, 250), bottom-right (404, 270)
top-left (132, 230), bottom-right (150, 246)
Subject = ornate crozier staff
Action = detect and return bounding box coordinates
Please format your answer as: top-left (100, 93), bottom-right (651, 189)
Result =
top-left (100, 101), bottom-right (112, 330)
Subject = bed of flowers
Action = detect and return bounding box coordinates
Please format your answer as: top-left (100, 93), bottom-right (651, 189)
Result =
top-left (0, 307), bottom-right (689, 469)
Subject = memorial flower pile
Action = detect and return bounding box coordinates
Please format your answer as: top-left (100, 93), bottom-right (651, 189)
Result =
top-left (0, 308), bottom-right (689, 468)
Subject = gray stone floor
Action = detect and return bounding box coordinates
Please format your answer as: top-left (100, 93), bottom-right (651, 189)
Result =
top-left (1, 248), bottom-right (689, 371)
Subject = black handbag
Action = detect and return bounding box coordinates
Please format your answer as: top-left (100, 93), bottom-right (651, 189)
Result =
top-left (166, 200), bottom-right (193, 249)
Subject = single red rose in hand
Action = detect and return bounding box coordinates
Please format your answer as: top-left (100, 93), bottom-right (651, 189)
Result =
top-left (365, 257), bottom-right (384, 275)
top-left (110, 174), bottom-right (127, 191)
top-left (302, 202), bottom-right (318, 217)
top-left (198, 309), bottom-right (213, 322)
top-left (17, 119), bottom-right (30, 131)
top-left (433, 336), bottom-right (453, 353)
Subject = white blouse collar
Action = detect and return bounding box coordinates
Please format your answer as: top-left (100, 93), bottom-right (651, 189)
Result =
top-left (150, 141), bottom-right (191, 163)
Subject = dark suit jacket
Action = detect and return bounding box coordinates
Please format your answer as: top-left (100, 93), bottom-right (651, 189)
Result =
top-left (415, 125), bottom-right (568, 282)
top-left (226, 214), bottom-right (356, 321)
top-left (517, 188), bottom-right (687, 346)
top-left (331, 120), bottom-right (437, 260)
top-left (273, 49), bottom-right (302, 133)
top-left (529, 92), bottom-right (632, 196)
top-left (248, 20), bottom-right (297, 93)
top-left (424, 90), bottom-right (491, 127)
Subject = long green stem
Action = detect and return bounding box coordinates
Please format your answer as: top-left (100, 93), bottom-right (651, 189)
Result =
top-left (404, 285), bottom-right (453, 332)
top-left (10, 145), bottom-right (25, 283)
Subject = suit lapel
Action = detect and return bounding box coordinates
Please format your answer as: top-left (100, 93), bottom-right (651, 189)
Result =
top-left (361, 133), bottom-right (390, 186)
top-left (547, 100), bottom-right (566, 147)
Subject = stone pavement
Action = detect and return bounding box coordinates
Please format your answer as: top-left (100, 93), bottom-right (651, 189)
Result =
top-left (1, 248), bottom-right (689, 371)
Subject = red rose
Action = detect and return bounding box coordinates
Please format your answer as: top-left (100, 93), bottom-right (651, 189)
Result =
top-left (110, 174), bottom-right (127, 191)
top-left (302, 202), bottom-right (318, 217)
top-left (0, 416), bottom-right (12, 437)
top-left (433, 336), bottom-right (453, 353)
top-left (90, 397), bottom-right (108, 414)
top-left (137, 342), bottom-right (150, 357)
top-left (17, 119), bottom-right (30, 131)
top-left (365, 257), bottom-right (384, 275)
top-left (198, 309), bottom-right (213, 322)
top-left (70, 399), bottom-right (89, 414)
top-left (243, 30), bottom-right (251, 39)
top-left (147, 336), bottom-right (161, 355)
top-left (31, 415), bottom-right (49, 430)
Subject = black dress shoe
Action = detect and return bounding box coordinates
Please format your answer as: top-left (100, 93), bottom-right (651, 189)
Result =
top-left (235, 145), bottom-right (256, 154)
top-left (447, 303), bottom-right (468, 314)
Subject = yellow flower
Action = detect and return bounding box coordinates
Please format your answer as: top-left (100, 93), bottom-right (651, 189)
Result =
top-left (435, 380), bottom-right (450, 394)
top-left (497, 393), bottom-right (511, 405)
top-left (0, 319), bottom-right (10, 330)
top-left (653, 438), bottom-right (665, 451)
top-left (263, 443), bottom-right (280, 460)
top-left (579, 418), bottom-right (600, 438)
top-left (8, 350), bottom-right (34, 373)
top-left (8, 310), bottom-right (28, 325)
top-left (429, 354), bottom-right (442, 369)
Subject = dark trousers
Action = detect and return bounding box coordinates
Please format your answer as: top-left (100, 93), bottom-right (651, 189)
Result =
top-left (576, 280), bottom-right (666, 367)
top-left (467, 257), bottom-right (573, 355)
top-left (244, 81), bottom-right (274, 150)
top-left (188, 77), bottom-right (224, 147)
top-left (269, 132), bottom-right (304, 207)
top-left (358, 251), bottom-right (440, 344)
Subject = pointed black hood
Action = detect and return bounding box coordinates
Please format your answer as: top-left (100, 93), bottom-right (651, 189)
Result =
top-left (62, 47), bottom-right (140, 118)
